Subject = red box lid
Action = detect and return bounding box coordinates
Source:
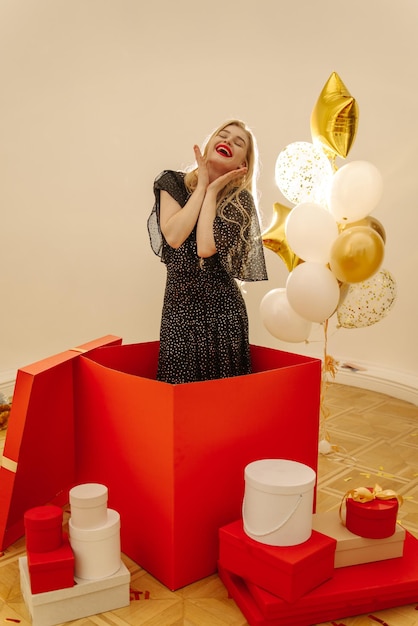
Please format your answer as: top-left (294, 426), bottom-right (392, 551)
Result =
top-left (346, 495), bottom-right (399, 519)
top-left (24, 504), bottom-right (63, 530)
top-left (0, 335), bottom-right (122, 551)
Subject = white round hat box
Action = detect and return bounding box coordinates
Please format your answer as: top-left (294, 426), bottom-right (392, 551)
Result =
top-left (69, 483), bottom-right (108, 529)
top-left (69, 508), bottom-right (121, 580)
top-left (243, 459), bottom-right (316, 546)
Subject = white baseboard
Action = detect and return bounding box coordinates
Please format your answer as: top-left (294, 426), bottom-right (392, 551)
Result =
top-left (334, 364), bottom-right (417, 406)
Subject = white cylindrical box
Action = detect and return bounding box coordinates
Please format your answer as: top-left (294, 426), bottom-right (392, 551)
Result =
top-left (243, 459), bottom-right (316, 546)
top-left (69, 508), bottom-right (121, 580)
top-left (69, 483), bottom-right (108, 529)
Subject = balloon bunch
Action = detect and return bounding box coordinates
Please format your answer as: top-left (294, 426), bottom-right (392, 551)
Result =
top-left (261, 72), bottom-right (397, 344)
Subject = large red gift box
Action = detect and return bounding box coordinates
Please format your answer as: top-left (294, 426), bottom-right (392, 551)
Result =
top-left (73, 341), bottom-right (321, 589)
top-left (218, 519), bottom-right (336, 602)
top-left (0, 337), bottom-right (321, 590)
top-left (218, 531), bottom-right (418, 625)
top-left (27, 533), bottom-right (75, 594)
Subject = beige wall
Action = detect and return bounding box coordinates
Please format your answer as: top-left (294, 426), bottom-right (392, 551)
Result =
top-left (1, 0), bottom-right (417, 397)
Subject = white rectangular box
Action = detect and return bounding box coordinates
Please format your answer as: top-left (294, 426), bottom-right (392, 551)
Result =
top-left (19, 556), bottom-right (130, 626)
top-left (312, 510), bottom-right (405, 568)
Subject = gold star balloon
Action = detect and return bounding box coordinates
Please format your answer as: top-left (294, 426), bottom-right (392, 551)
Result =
top-left (262, 202), bottom-right (301, 272)
top-left (310, 72), bottom-right (359, 159)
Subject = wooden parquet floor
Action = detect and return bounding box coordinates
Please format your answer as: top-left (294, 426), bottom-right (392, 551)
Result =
top-left (1, 383), bottom-right (418, 625)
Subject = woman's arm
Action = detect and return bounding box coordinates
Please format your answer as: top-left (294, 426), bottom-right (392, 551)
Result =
top-left (159, 146), bottom-right (208, 249)
top-left (197, 174), bottom-right (248, 258)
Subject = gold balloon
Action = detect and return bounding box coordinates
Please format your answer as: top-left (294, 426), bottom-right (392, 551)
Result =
top-left (329, 226), bottom-right (385, 284)
top-left (262, 202), bottom-right (301, 272)
top-left (338, 216), bottom-right (386, 243)
top-left (311, 72), bottom-right (359, 159)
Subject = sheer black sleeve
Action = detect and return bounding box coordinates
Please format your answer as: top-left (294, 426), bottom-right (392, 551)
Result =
top-left (147, 170), bottom-right (189, 260)
top-left (213, 189), bottom-right (268, 282)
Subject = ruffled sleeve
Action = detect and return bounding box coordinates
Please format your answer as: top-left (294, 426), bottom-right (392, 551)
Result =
top-left (147, 170), bottom-right (189, 260)
top-left (213, 189), bottom-right (268, 282)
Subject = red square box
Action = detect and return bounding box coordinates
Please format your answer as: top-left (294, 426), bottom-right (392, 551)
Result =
top-left (218, 519), bottom-right (336, 602)
top-left (28, 534), bottom-right (75, 594)
top-left (74, 341), bottom-right (321, 589)
top-left (218, 531), bottom-right (418, 625)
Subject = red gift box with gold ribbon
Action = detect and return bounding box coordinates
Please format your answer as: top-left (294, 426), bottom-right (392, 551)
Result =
top-left (342, 484), bottom-right (402, 539)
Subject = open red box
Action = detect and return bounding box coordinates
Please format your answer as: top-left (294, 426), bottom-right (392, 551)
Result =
top-left (0, 337), bottom-right (321, 590)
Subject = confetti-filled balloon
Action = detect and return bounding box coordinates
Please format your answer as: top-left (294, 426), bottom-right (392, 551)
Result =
top-left (275, 141), bottom-right (333, 206)
top-left (337, 269), bottom-right (397, 329)
top-left (262, 202), bottom-right (301, 271)
top-left (311, 71), bottom-right (359, 159)
top-left (329, 226), bottom-right (385, 283)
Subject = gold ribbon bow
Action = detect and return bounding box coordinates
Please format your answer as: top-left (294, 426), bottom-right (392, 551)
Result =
top-left (339, 484), bottom-right (403, 524)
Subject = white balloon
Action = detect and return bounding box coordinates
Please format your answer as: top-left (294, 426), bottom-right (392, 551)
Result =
top-left (318, 439), bottom-right (333, 455)
top-left (328, 160), bottom-right (383, 223)
top-left (275, 141), bottom-right (333, 206)
top-left (286, 263), bottom-right (340, 323)
top-left (285, 202), bottom-right (339, 263)
top-left (260, 288), bottom-right (312, 343)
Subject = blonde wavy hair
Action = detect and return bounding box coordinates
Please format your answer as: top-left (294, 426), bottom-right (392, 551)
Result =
top-left (184, 120), bottom-right (260, 241)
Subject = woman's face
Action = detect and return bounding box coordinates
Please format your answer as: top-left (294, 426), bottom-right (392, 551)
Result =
top-left (205, 124), bottom-right (249, 173)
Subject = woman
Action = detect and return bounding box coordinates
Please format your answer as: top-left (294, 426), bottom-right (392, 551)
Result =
top-left (148, 120), bottom-right (268, 384)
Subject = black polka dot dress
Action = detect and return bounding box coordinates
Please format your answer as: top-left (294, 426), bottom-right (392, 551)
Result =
top-left (147, 170), bottom-right (268, 384)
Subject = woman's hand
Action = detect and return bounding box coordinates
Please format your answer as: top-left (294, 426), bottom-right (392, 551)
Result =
top-left (194, 145), bottom-right (209, 190)
top-left (207, 166), bottom-right (247, 195)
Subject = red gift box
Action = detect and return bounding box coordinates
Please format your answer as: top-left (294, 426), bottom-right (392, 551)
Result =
top-left (218, 531), bottom-right (418, 626)
top-left (345, 487), bottom-right (399, 539)
top-left (27, 533), bottom-right (75, 594)
top-left (73, 342), bottom-right (321, 589)
top-left (218, 519), bottom-right (336, 602)
top-left (24, 504), bottom-right (63, 553)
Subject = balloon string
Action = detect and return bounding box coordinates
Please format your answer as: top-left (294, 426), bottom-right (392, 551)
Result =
top-left (319, 323), bottom-right (357, 463)
top-left (319, 319), bottom-right (339, 441)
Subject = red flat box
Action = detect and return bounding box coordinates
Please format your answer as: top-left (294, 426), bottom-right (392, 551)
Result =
top-left (346, 490), bottom-right (399, 538)
top-left (27, 533), bottom-right (75, 594)
top-left (218, 531), bottom-right (418, 625)
top-left (24, 504), bottom-right (63, 553)
top-left (73, 342), bottom-right (321, 590)
top-left (218, 519), bottom-right (336, 602)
